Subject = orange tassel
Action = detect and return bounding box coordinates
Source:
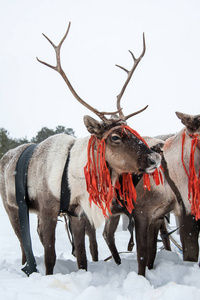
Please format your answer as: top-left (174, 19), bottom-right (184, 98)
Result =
top-left (84, 136), bottom-right (113, 217)
top-left (143, 173), bottom-right (151, 191)
top-left (182, 130), bottom-right (200, 220)
top-left (143, 167), bottom-right (163, 191)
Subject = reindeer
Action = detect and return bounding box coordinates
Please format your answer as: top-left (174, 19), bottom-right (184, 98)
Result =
top-left (102, 136), bottom-right (180, 277)
top-left (103, 113), bottom-right (200, 276)
top-left (163, 112), bottom-right (200, 264)
top-left (0, 23), bottom-right (161, 276)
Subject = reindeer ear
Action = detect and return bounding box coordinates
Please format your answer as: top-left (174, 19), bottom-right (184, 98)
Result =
top-left (175, 111), bottom-right (200, 132)
top-left (83, 115), bottom-right (104, 136)
top-left (150, 142), bottom-right (164, 154)
top-left (175, 111), bottom-right (190, 126)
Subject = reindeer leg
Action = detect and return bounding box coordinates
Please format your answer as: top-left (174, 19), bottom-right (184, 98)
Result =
top-left (159, 218), bottom-right (171, 251)
top-left (147, 221), bottom-right (161, 270)
top-left (134, 215), bottom-right (148, 276)
top-left (85, 218), bottom-right (98, 262)
top-left (103, 215), bottom-right (121, 265)
top-left (37, 213), bottom-right (57, 275)
top-left (179, 213), bottom-right (200, 262)
top-left (4, 204), bottom-right (26, 265)
top-left (70, 216), bottom-right (87, 270)
top-left (127, 217), bottom-right (135, 251)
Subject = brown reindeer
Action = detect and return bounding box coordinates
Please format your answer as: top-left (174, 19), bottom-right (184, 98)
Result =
top-left (163, 112), bottom-right (200, 264)
top-left (0, 23), bottom-right (161, 276)
top-left (102, 136), bottom-right (180, 277)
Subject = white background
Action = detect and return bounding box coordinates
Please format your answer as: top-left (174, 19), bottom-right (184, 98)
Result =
top-left (1, 0), bottom-right (200, 140)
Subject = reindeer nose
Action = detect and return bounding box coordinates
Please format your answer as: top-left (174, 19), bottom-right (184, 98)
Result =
top-left (148, 157), bottom-right (156, 166)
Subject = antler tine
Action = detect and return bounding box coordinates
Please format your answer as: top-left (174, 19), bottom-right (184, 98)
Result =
top-left (37, 22), bottom-right (120, 122)
top-left (116, 33), bottom-right (147, 120)
top-left (36, 22), bottom-right (71, 72)
top-left (125, 104), bottom-right (148, 120)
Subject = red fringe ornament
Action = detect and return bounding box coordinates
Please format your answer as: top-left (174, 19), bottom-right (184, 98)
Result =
top-left (84, 135), bottom-right (113, 217)
top-left (115, 173), bottom-right (137, 214)
top-left (84, 125), bottom-right (163, 217)
top-left (182, 130), bottom-right (200, 220)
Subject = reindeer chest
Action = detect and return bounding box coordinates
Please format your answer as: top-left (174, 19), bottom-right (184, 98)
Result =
top-left (67, 138), bottom-right (89, 202)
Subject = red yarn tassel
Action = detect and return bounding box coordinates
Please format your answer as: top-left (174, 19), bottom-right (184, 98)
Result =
top-left (84, 136), bottom-right (114, 217)
top-left (143, 167), bottom-right (163, 191)
top-left (182, 130), bottom-right (200, 220)
top-left (143, 173), bottom-right (151, 191)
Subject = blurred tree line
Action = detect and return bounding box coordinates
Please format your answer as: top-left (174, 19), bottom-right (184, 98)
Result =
top-left (0, 126), bottom-right (75, 159)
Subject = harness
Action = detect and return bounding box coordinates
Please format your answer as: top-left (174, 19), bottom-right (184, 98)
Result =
top-left (15, 144), bottom-right (72, 276)
top-left (15, 144), bottom-right (38, 276)
top-left (60, 150), bottom-right (71, 214)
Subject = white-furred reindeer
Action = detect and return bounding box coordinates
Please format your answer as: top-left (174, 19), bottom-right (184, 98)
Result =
top-left (163, 112), bottom-right (200, 264)
top-left (0, 23), bottom-right (161, 276)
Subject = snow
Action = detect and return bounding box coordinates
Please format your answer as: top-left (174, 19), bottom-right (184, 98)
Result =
top-left (0, 206), bottom-right (200, 300)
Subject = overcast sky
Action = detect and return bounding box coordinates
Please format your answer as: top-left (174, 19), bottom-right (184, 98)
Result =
top-left (0, 0), bottom-right (200, 140)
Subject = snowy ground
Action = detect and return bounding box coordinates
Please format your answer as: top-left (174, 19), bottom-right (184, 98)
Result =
top-left (0, 205), bottom-right (200, 300)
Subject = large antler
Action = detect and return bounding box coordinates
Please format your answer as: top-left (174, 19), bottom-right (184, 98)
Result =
top-left (37, 22), bottom-right (120, 123)
top-left (116, 33), bottom-right (148, 121)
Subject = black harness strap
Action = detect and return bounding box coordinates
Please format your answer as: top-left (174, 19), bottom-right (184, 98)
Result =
top-left (160, 224), bottom-right (183, 240)
top-left (59, 148), bottom-right (80, 218)
top-left (60, 151), bottom-right (71, 214)
top-left (15, 144), bottom-right (38, 276)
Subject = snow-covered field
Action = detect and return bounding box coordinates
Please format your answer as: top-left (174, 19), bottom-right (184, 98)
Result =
top-left (0, 204), bottom-right (200, 300)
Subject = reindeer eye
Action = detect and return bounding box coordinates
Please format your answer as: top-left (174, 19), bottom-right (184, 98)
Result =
top-left (111, 134), bottom-right (121, 143)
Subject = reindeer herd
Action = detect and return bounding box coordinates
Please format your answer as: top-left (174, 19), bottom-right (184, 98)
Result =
top-left (0, 22), bottom-right (199, 278)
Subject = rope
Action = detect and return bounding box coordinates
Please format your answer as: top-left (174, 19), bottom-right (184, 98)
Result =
top-left (169, 236), bottom-right (183, 253)
top-left (63, 215), bottom-right (73, 247)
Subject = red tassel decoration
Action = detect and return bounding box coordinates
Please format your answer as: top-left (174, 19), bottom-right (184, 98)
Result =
top-left (115, 173), bottom-right (137, 213)
top-left (143, 173), bottom-right (151, 191)
top-left (182, 130), bottom-right (200, 220)
top-left (84, 135), bottom-right (113, 217)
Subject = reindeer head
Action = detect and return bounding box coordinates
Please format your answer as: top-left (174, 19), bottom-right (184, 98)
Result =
top-left (37, 22), bottom-right (161, 175)
top-left (176, 111), bottom-right (200, 134)
top-left (83, 115), bottom-right (160, 174)
top-left (174, 111), bottom-right (200, 220)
